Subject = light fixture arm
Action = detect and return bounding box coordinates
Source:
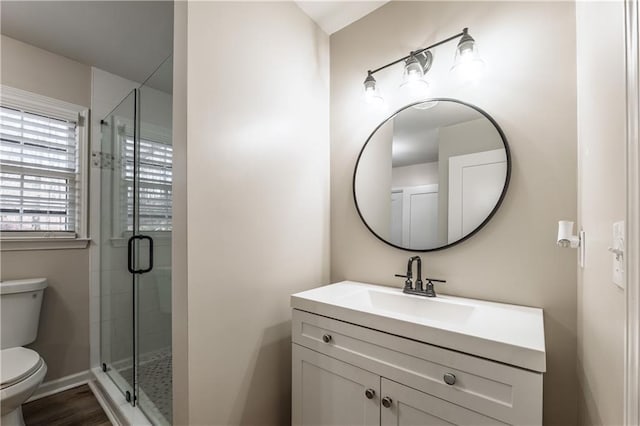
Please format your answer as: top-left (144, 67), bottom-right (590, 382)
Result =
top-left (367, 28), bottom-right (468, 76)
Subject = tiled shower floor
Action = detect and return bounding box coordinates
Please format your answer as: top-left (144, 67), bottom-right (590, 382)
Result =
top-left (121, 348), bottom-right (172, 424)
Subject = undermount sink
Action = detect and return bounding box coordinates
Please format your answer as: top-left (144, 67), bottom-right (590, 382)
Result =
top-left (291, 281), bottom-right (546, 372)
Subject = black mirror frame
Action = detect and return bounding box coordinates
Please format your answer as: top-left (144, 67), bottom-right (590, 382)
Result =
top-left (352, 98), bottom-right (512, 252)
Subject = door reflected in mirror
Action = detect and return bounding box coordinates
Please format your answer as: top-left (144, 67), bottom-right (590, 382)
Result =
top-left (353, 99), bottom-right (510, 251)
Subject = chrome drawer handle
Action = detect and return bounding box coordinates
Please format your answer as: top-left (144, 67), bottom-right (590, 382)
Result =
top-left (322, 334), bottom-right (332, 343)
top-left (443, 373), bottom-right (456, 385)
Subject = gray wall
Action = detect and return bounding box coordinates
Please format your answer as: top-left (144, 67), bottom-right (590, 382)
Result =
top-left (576, 2), bottom-right (626, 424)
top-left (1, 35), bottom-right (91, 106)
top-left (356, 121), bottom-right (393, 240)
top-left (179, 2), bottom-right (330, 424)
top-left (0, 35), bottom-right (92, 382)
top-left (329, 2), bottom-right (578, 425)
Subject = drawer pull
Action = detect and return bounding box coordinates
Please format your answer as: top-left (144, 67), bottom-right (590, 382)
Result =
top-left (382, 396), bottom-right (393, 408)
top-left (322, 334), bottom-right (332, 343)
top-left (443, 373), bottom-right (457, 385)
top-left (364, 388), bottom-right (375, 399)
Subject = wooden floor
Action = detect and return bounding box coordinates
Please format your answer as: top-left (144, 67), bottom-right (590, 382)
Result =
top-left (22, 384), bottom-right (111, 426)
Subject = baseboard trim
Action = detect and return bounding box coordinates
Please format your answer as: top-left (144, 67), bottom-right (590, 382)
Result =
top-left (27, 370), bottom-right (91, 402)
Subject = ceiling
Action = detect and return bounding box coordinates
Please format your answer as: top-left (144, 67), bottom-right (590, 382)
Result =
top-left (0, 0), bottom-right (387, 91)
top-left (294, 1), bottom-right (389, 34)
top-left (0, 1), bottom-right (173, 86)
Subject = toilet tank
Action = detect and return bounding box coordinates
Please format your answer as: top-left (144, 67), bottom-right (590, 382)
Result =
top-left (0, 278), bottom-right (47, 349)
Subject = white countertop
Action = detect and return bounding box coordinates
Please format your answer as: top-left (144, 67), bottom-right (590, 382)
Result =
top-left (291, 281), bottom-right (546, 372)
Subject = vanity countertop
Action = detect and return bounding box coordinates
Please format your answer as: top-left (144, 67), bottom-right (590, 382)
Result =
top-left (291, 281), bottom-right (546, 372)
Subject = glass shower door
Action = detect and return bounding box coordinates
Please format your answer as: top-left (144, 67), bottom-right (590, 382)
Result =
top-left (99, 89), bottom-right (137, 401)
top-left (135, 55), bottom-right (173, 425)
top-left (100, 57), bottom-right (173, 425)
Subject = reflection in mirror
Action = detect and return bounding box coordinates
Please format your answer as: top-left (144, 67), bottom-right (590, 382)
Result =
top-left (354, 99), bottom-right (509, 251)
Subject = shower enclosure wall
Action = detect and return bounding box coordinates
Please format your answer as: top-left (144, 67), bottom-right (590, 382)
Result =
top-left (99, 57), bottom-right (173, 425)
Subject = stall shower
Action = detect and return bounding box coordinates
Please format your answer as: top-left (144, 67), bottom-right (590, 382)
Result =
top-left (98, 55), bottom-right (173, 425)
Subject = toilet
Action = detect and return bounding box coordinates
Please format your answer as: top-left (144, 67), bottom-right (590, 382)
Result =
top-left (0, 278), bottom-right (48, 426)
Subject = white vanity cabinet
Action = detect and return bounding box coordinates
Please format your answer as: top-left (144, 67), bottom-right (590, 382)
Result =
top-left (291, 306), bottom-right (544, 426)
top-left (292, 343), bottom-right (504, 426)
top-left (291, 282), bottom-right (546, 426)
top-left (292, 345), bottom-right (379, 426)
top-left (379, 378), bottom-right (502, 426)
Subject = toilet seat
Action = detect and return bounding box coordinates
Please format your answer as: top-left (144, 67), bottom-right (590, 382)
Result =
top-left (1, 348), bottom-right (43, 390)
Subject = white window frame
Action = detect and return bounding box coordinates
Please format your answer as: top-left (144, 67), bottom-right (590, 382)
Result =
top-left (0, 85), bottom-right (90, 251)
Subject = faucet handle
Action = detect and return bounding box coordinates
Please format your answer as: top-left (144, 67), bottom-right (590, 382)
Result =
top-left (424, 278), bottom-right (446, 297)
top-left (394, 274), bottom-right (413, 290)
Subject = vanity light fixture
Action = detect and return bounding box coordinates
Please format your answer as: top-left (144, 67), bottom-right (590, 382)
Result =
top-left (362, 27), bottom-right (484, 105)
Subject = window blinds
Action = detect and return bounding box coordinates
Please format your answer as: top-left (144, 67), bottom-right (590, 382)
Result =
top-left (123, 136), bottom-right (173, 232)
top-left (0, 105), bottom-right (79, 234)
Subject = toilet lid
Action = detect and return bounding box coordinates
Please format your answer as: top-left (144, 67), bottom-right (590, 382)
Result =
top-left (1, 347), bottom-right (43, 389)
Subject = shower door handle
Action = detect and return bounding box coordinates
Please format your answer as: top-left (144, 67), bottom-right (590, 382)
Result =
top-left (138, 235), bottom-right (154, 274)
top-left (127, 235), bottom-right (154, 274)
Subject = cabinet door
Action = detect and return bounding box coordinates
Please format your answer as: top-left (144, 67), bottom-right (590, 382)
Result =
top-left (380, 378), bottom-right (507, 426)
top-left (293, 344), bottom-right (380, 426)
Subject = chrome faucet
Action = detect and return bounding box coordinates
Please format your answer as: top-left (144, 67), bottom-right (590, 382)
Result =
top-left (394, 256), bottom-right (419, 291)
top-left (409, 256), bottom-right (423, 291)
top-left (395, 256), bottom-right (446, 297)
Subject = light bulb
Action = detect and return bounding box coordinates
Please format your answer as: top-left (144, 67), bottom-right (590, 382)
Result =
top-left (400, 54), bottom-right (430, 89)
top-left (363, 72), bottom-right (385, 105)
top-left (451, 29), bottom-right (485, 82)
top-left (400, 53), bottom-right (431, 105)
top-left (402, 55), bottom-right (424, 83)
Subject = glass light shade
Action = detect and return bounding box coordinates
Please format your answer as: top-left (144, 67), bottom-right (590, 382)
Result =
top-left (400, 77), bottom-right (429, 106)
top-left (364, 86), bottom-right (385, 105)
top-left (451, 39), bottom-right (485, 82)
top-left (400, 55), bottom-right (430, 105)
top-left (401, 55), bottom-right (425, 85)
top-left (363, 74), bottom-right (385, 105)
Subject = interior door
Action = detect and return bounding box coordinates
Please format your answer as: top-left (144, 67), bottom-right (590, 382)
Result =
top-left (380, 378), bottom-right (505, 426)
top-left (448, 149), bottom-right (507, 243)
top-left (401, 184), bottom-right (439, 248)
top-left (292, 344), bottom-right (380, 426)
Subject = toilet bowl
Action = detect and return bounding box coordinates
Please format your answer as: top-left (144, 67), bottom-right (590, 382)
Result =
top-left (1, 348), bottom-right (47, 426)
top-left (0, 278), bottom-right (48, 426)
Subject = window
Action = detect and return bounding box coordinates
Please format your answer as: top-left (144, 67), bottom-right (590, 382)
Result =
top-left (0, 86), bottom-right (88, 242)
top-left (122, 135), bottom-right (173, 233)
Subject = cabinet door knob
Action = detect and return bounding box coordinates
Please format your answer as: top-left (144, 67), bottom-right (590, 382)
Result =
top-left (322, 334), bottom-right (332, 343)
top-left (381, 396), bottom-right (393, 408)
top-left (443, 373), bottom-right (456, 385)
top-left (364, 389), bottom-right (375, 399)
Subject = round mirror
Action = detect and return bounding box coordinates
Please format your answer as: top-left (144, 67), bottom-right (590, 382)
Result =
top-left (353, 99), bottom-right (510, 251)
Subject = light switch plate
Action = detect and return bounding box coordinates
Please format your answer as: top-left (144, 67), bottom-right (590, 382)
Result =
top-left (612, 221), bottom-right (625, 289)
